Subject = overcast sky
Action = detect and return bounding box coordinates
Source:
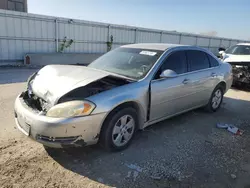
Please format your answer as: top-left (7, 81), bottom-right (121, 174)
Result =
top-left (28, 0), bottom-right (250, 40)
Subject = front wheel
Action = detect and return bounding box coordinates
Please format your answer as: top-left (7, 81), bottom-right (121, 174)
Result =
top-left (205, 86), bottom-right (224, 112)
top-left (100, 108), bottom-right (138, 151)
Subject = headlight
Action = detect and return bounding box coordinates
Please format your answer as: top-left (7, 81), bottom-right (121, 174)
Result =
top-left (46, 100), bottom-right (96, 118)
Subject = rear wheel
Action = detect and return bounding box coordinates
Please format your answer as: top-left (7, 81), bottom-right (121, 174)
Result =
top-left (100, 108), bottom-right (138, 151)
top-left (205, 86), bottom-right (224, 112)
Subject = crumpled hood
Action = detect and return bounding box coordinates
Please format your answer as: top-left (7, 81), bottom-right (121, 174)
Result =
top-left (223, 54), bottom-right (250, 63)
top-left (30, 65), bottom-right (109, 104)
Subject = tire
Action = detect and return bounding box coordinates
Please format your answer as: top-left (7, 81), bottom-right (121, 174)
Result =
top-left (205, 85), bottom-right (224, 112)
top-left (100, 108), bottom-right (138, 151)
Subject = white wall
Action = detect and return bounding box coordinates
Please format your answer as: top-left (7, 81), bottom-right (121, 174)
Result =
top-left (0, 9), bottom-right (248, 64)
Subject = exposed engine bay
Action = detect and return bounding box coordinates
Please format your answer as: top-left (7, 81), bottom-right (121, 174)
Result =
top-left (21, 91), bottom-right (50, 113)
top-left (230, 63), bottom-right (250, 85)
top-left (22, 75), bottom-right (131, 113)
top-left (58, 76), bottom-right (130, 103)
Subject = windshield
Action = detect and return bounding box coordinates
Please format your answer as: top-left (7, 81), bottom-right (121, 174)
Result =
top-left (88, 48), bottom-right (163, 80)
top-left (225, 45), bottom-right (250, 55)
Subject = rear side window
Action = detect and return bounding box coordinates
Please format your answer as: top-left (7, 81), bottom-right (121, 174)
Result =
top-left (207, 54), bottom-right (219, 67)
top-left (187, 50), bottom-right (210, 71)
top-left (160, 51), bottom-right (187, 74)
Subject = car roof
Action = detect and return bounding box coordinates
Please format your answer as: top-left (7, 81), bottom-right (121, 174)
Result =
top-left (237, 43), bottom-right (250, 46)
top-left (121, 43), bottom-right (189, 51)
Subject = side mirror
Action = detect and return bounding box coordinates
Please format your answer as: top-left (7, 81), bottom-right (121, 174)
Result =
top-left (160, 69), bottom-right (178, 78)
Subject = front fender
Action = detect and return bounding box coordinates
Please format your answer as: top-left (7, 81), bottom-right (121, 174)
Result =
top-left (87, 81), bottom-right (149, 125)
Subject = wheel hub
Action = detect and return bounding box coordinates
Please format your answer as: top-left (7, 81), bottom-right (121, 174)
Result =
top-left (112, 115), bottom-right (135, 147)
top-left (212, 89), bottom-right (222, 109)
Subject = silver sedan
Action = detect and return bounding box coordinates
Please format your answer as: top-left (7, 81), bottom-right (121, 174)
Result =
top-left (14, 43), bottom-right (233, 151)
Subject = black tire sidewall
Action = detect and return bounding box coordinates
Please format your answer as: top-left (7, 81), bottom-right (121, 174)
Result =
top-left (100, 108), bottom-right (138, 151)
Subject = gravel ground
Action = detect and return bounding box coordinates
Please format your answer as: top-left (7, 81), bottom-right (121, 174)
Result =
top-left (1, 68), bottom-right (250, 188)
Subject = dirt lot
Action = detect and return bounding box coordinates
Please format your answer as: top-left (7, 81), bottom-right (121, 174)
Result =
top-left (1, 68), bottom-right (250, 188)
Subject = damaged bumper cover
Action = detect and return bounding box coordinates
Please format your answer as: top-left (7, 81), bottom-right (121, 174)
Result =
top-left (14, 95), bottom-right (107, 148)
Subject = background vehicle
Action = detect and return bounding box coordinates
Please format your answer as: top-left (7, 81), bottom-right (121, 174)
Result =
top-left (14, 43), bottom-right (232, 151)
top-left (219, 43), bottom-right (250, 86)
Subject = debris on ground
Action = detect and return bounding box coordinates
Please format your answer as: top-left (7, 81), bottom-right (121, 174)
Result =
top-left (150, 175), bottom-right (162, 180)
top-left (216, 123), bottom-right (243, 135)
top-left (125, 164), bottom-right (143, 172)
top-left (227, 125), bottom-right (243, 135)
top-left (127, 171), bottom-right (132, 178)
top-left (231, 174), bottom-right (237, 179)
top-left (133, 171), bottom-right (139, 181)
top-left (216, 123), bottom-right (232, 129)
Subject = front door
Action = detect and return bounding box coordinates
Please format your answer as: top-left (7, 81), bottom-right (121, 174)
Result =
top-left (150, 50), bottom-right (192, 121)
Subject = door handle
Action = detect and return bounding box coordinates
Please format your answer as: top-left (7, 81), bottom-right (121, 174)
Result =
top-left (211, 73), bottom-right (217, 77)
top-left (182, 79), bottom-right (190, 84)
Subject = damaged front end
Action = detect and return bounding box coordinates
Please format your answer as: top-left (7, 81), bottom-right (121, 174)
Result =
top-left (15, 65), bottom-right (133, 148)
top-left (21, 91), bottom-right (50, 113)
top-left (22, 73), bottom-right (131, 114)
top-left (230, 62), bottom-right (250, 85)
top-left (21, 71), bottom-right (52, 114)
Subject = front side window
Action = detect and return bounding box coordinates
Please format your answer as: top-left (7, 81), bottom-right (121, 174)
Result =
top-left (225, 45), bottom-right (250, 55)
top-left (88, 48), bottom-right (163, 80)
top-left (160, 51), bottom-right (187, 74)
top-left (187, 50), bottom-right (210, 71)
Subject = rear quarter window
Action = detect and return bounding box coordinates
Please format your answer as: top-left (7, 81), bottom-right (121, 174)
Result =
top-left (207, 54), bottom-right (219, 67)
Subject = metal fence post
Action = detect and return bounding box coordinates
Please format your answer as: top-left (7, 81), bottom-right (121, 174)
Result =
top-left (219, 39), bottom-right (222, 47)
top-left (195, 36), bottom-right (198, 46)
top-left (179, 34), bottom-right (182, 44)
top-left (134, 28), bottom-right (137, 43)
top-left (107, 25), bottom-right (110, 41)
top-left (160, 31), bottom-right (163, 43)
top-left (55, 18), bottom-right (59, 52)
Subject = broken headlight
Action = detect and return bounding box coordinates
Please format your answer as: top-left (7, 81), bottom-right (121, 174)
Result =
top-left (46, 100), bottom-right (96, 118)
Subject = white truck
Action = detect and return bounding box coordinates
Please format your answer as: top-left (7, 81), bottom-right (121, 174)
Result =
top-left (219, 43), bottom-right (250, 86)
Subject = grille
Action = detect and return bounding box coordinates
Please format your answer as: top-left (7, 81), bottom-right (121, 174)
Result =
top-left (36, 135), bottom-right (79, 143)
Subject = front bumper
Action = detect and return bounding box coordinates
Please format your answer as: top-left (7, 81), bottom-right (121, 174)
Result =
top-left (14, 95), bottom-right (107, 148)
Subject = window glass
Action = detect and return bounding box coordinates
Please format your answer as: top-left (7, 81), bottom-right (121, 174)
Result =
top-left (187, 50), bottom-right (210, 71)
top-left (7, 1), bottom-right (15, 10)
top-left (16, 2), bottom-right (24, 11)
top-left (160, 51), bottom-right (187, 74)
top-left (207, 54), bottom-right (219, 67)
top-left (225, 45), bottom-right (250, 55)
top-left (89, 48), bottom-right (163, 80)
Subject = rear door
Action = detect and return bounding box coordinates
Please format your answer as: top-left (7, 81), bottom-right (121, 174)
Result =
top-left (184, 50), bottom-right (218, 108)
